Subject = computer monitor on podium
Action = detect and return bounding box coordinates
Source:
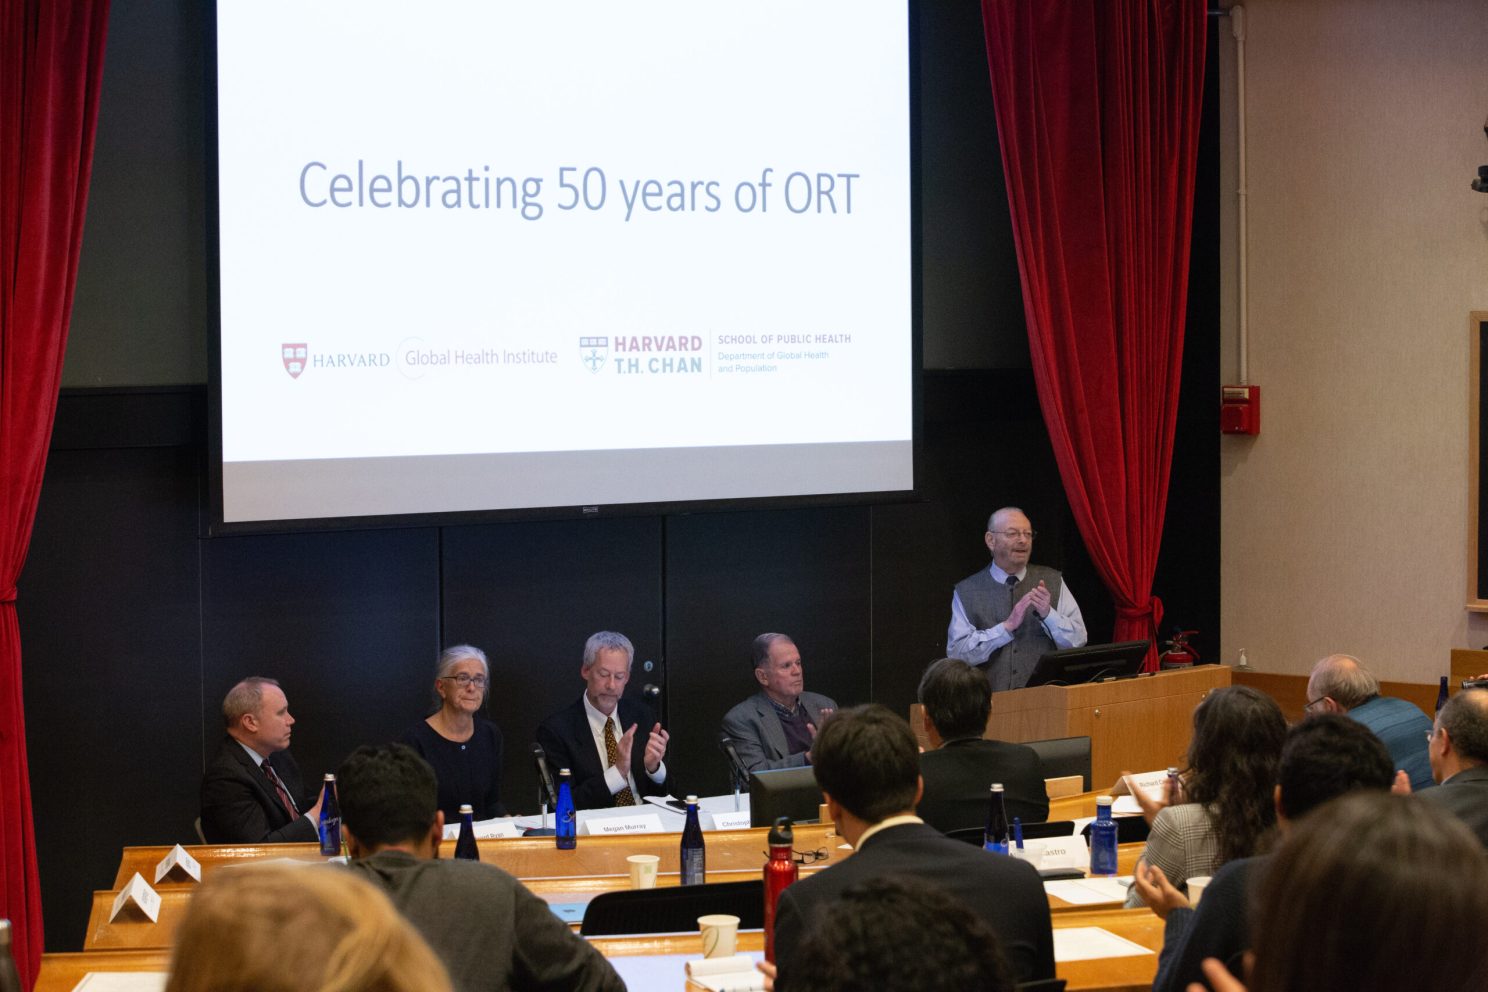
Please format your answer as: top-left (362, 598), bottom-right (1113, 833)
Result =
top-left (1025, 640), bottom-right (1151, 688)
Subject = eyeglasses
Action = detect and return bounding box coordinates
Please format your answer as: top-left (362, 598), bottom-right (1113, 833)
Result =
top-left (1426, 729), bottom-right (1438, 745)
top-left (441, 674), bottom-right (488, 689)
top-left (994, 529), bottom-right (1036, 541)
top-left (763, 848), bottom-right (829, 865)
top-left (1303, 696), bottom-right (1328, 713)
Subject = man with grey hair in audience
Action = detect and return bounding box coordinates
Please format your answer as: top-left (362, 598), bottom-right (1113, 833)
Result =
top-left (947, 506), bottom-right (1086, 691)
top-left (1305, 653), bottom-right (1434, 791)
top-left (200, 676), bottom-right (323, 843)
top-left (1422, 687), bottom-right (1488, 845)
top-left (536, 631), bottom-right (671, 809)
top-left (720, 633), bottom-right (836, 772)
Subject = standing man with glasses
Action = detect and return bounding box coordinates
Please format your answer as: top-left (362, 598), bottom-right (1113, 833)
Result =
top-left (536, 631), bottom-right (671, 810)
top-left (947, 506), bottom-right (1087, 691)
top-left (401, 645), bottom-right (508, 821)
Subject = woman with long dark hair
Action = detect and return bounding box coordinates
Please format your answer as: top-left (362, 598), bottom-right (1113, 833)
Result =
top-left (1125, 685), bottom-right (1286, 908)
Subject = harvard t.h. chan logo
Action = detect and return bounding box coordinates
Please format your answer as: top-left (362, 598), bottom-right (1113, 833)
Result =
top-left (282, 343), bottom-right (308, 379)
top-left (580, 336), bottom-right (608, 374)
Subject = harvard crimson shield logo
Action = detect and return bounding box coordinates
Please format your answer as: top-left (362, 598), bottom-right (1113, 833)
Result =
top-left (282, 343), bottom-right (307, 379)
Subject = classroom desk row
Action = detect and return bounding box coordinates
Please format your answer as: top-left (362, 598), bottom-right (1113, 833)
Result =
top-left (42, 908), bottom-right (1164, 992)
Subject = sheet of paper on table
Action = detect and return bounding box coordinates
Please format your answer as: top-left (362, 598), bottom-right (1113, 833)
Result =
top-left (1044, 876), bottom-right (1134, 905)
top-left (1053, 926), bottom-right (1154, 962)
top-left (606, 950), bottom-right (766, 992)
top-left (71, 973), bottom-right (168, 992)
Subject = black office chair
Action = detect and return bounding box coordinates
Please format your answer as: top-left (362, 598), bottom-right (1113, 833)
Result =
top-left (1024, 735), bottom-right (1092, 791)
top-left (579, 879), bottom-right (764, 936)
top-left (1015, 979), bottom-right (1067, 992)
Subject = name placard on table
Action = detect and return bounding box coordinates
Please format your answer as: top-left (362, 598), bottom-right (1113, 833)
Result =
top-left (152, 844), bottom-right (202, 885)
top-left (109, 873), bottom-right (162, 924)
top-left (584, 813), bottom-right (666, 835)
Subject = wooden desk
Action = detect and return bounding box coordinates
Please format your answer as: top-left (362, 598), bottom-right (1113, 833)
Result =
top-left (113, 823), bottom-right (841, 890)
top-left (58, 909), bottom-right (1160, 992)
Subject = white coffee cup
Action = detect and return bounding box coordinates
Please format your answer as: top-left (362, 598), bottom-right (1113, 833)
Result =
top-left (626, 854), bottom-right (660, 889)
top-left (698, 914), bottom-right (740, 958)
top-left (1186, 875), bottom-right (1212, 907)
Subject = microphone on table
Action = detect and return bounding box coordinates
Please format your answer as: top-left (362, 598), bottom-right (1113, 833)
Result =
top-left (719, 733), bottom-right (751, 788)
top-left (526, 743), bottom-right (559, 837)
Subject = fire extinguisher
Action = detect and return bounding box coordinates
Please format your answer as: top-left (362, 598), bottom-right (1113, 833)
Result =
top-left (1160, 630), bottom-right (1200, 670)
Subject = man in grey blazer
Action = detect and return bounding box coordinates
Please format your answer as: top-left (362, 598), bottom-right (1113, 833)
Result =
top-left (1423, 687), bottom-right (1488, 848)
top-left (720, 633), bottom-right (836, 772)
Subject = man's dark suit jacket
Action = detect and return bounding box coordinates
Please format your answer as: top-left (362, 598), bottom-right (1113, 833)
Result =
top-left (535, 696), bottom-right (671, 810)
top-left (916, 737), bottom-right (1050, 832)
top-left (200, 737), bottom-right (318, 844)
top-left (1421, 764), bottom-right (1488, 848)
top-left (773, 821), bottom-right (1055, 988)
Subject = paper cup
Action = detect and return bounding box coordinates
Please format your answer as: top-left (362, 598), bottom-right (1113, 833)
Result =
top-left (1186, 875), bottom-right (1212, 907)
top-left (698, 914), bottom-right (740, 959)
top-left (626, 854), bottom-right (660, 889)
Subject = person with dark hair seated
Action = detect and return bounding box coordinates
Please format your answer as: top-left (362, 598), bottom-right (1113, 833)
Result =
top-left (770, 704), bottom-right (1054, 990)
top-left (1422, 687), bottom-right (1488, 846)
top-left (1198, 792), bottom-right (1488, 992)
top-left (1136, 714), bottom-right (1396, 992)
top-left (337, 743), bottom-right (623, 992)
top-left (915, 657), bottom-right (1048, 831)
top-left (1125, 685), bottom-right (1286, 908)
top-left (784, 876), bottom-right (1013, 992)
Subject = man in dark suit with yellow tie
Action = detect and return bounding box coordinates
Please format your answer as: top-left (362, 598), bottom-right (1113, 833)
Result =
top-left (536, 632), bottom-right (671, 810)
top-left (199, 676), bottom-right (322, 843)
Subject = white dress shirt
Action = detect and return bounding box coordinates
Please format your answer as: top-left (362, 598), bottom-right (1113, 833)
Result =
top-left (581, 692), bottom-right (667, 797)
top-left (946, 563), bottom-right (1087, 665)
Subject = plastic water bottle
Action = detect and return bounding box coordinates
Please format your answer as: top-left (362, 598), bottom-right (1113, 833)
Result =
top-left (317, 774), bottom-right (342, 856)
top-left (454, 804), bottom-right (480, 861)
top-left (1090, 795), bottom-right (1119, 875)
top-left (556, 769), bottom-right (577, 850)
top-left (763, 817), bottom-right (799, 963)
top-left (680, 795), bottom-right (706, 884)
top-left (984, 783), bottom-right (1011, 855)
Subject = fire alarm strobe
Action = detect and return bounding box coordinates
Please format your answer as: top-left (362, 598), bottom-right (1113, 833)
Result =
top-left (1221, 384), bottom-right (1260, 436)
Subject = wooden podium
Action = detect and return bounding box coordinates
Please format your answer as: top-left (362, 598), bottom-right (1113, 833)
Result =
top-left (912, 665), bottom-right (1231, 789)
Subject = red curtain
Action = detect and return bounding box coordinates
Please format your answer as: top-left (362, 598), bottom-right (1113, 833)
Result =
top-left (1, 1), bottom-right (109, 984)
top-left (981, 0), bottom-right (1205, 670)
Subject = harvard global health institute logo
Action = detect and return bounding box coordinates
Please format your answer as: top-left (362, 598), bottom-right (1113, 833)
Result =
top-left (282, 343), bottom-right (307, 378)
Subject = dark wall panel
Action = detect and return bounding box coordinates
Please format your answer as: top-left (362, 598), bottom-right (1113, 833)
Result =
top-left (20, 446), bottom-right (202, 948)
top-left (199, 528), bottom-right (440, 785)
top-left (440, 518), bottom-right (662, 812)
top-left (664, 508), bottom-right (874, 797)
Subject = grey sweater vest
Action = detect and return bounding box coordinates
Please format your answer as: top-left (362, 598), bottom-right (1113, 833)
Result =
top-left (954, 565), bottom-right (1063, 692)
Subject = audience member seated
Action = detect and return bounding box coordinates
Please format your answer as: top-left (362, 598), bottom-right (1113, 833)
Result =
top-left (1305, 653), bottom-right (1434, 791)
top-left (1125, 685), bottom-right (1285, 908)
top-left (400, 644), bottom-right (507, 821)
top-left (1422, 687), bottom-right (1488, 846)
top-left (1198, 792), bottom-right (1488, 992)
top-left (1137, 714), bottom-right (1396, 992)
top-left (535, 631), bottom-right (670, 810)
top-left (337, 743), bottom-right (623, 992)
top-left (771, 704), bottom-right (1054, 990)
top-left (199, 676), bottom-right (322, 844)
top-left (720, 633), bottom-right (836, 772)
top-left (914, 657), bottom-right (1048, 831)
top-left (164, 861), bottom-right (451, 992)
top-left (772, 876), bottom-right (1012, 992)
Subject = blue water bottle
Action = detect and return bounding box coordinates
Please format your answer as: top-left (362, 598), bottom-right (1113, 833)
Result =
top-left (556, 768), bottom-right (577, 850)
top-left (318, 773), bottom-right (341, 856)
top-left (454, 804), bottom-right (480, 861)
top-left (1090, 795), bottom-right (1119, 875)
top-left (681, 795), bottom-right (706, 884)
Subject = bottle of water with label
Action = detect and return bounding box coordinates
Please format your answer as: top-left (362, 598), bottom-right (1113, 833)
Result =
top-left (556, 769), bottom-right (577, 850)
top-left (318, 773), bottom-right (342, 856)
top-left (1089, 795), bottom-right (1119, 875)
top-left (454, 804), bottom-right (480, 861)
top-left (680, 795), bottom-right (706, 884)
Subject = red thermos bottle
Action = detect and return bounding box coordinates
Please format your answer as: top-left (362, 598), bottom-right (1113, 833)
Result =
top-left (763, 817), bottom-right (799, 963)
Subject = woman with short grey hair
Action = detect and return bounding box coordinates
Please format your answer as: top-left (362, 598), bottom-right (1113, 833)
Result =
top-left (399, 645), bottom-right (506, 820)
